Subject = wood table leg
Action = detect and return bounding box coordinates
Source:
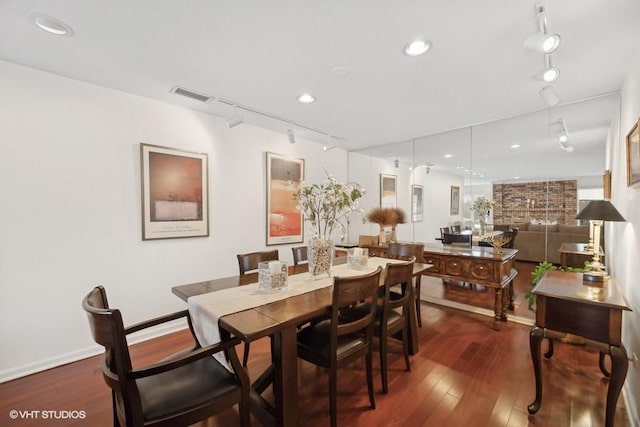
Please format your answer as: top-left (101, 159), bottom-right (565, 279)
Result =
top-left (492, 288), bottom-right (503, 330)
top-left (407, 280), bottom-right (419, 354)
top-left (528, 327), bottom-right (544, 414)
top-left (272, 326), bottom-right (299, 427)
top-left (599, 351), bottom-right (611, 378)
top-left (605, 345), bottom-right (628, 427)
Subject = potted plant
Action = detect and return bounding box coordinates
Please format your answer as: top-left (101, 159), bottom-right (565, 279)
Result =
top-left (525, 261), bottom-right (556, 310)
top-left (295, 174), bottom-right (365, 279)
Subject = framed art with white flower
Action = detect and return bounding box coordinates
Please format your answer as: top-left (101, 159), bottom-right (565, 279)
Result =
top-left (266, 152), bottom-right (305, 245)
top-left (450, 186), bottom-right (460, 215)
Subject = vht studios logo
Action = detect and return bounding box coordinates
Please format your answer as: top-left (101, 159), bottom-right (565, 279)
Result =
top-left (8, 410), bottom-right (87, 420)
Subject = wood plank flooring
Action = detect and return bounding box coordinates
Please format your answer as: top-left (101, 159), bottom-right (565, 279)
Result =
top-left (0, 263), bottom-right (631, 426)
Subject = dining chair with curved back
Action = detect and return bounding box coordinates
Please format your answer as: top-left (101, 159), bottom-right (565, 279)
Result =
top-left (450, 224), bottom-right (461, 233)
top-left (296, 267), bottom-right (383, 427)
top-left (376, 258), bottom-right (415, 393)
top-left (82, 286), bottom-right (250, 427)
top-left (236, 249), bottom-right (279, 366)
top-left (291, 246), bottom-right (308, 266)
top-left (386, 242), bottom-right (425, 327)
top-left (436, 226), bottom-right (451, 241)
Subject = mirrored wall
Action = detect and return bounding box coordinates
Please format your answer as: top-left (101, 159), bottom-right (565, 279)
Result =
top-left (347, 93), bottom-right (617, 319)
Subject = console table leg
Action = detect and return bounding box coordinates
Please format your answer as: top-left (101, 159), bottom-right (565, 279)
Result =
top-left (528, 327), bottom-right (544, 415)
top-left (599, 352), bottom-right (611, 378)
top-left (492, 288), bottom-right (503, 330)
top-left (507, 280), bottom-right (515, 311)
top-left (605, 345), bottom-right (628, 427)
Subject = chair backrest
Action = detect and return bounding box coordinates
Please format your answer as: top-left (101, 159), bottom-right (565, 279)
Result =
top-left (450, 224), bottom-right (461, 233)
top-left (504, 228), bottom-right (518, 248)
top-left (291, 246), bottom-right (308, 266)
top-left (439, 227), bottom-right (451, 239)
top-left (358, 235), bottom-right (379, 246)
top-left (387, 242), bottom-right (425, 263)
top-left (442, 232), bottom-right (471, 247)
top-left (82, 286), bottom-right (139, 423)
top-left (382, 258), bottom-right (415, 315)
top-left (237, 250), bottom-right (279, 275)
top-left (330, 267), bottom-right (382, 357)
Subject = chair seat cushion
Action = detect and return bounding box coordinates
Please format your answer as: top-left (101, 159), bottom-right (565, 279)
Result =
top-left (297, 319), bottom-right (368, 363)
top-left (341, 303), bottom-right (403, 331)
top-left (135, 356), bottom-right (241, 421)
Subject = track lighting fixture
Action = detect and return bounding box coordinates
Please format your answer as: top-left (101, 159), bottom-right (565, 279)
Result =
top-left (226, 105), bottom-right (244, 128)
top-left (533, 56), bottom-right (559, 83)
top-left (287, 128), bottom-right (296, 144)
top-left (394, 158), bottom-right (399, 168)
top-left (554, 119), bottom-right (574, 152)
top-left (539, 85), bottom-right (560, 106)
top-left (524, 4), bottom-right (560, 54)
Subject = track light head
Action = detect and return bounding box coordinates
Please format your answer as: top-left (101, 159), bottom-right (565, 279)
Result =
top-left (226, 116), bottom-right (243, 128)
top-left (322, 144), bottom-right (336, 152)
top-left (524, 33), bottom-right (560, 54)
top-left (533, 66), bottom-right (559, 83)
top-left (394, 159), bottom-right (399, 168)
top-left (539, 85), bottom-right (560, 106)
top-left (287, 128), bottom-right (296, 144)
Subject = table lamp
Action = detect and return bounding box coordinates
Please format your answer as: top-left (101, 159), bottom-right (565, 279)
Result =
top-left (575, 200), bottom-right (625, 282)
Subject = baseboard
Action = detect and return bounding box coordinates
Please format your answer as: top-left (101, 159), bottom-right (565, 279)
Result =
top-left (0, 319), bottom-right (187, 383)
top-left (420, 295), bottom-right (535, 327)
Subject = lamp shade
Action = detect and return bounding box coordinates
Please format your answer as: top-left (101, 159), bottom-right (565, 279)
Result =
top-left (576, 200), bottom-right (626, 222)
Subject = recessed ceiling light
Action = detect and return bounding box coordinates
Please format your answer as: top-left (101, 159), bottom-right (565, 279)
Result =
top-left (510, 144), bottom-right (521, 149)
top-left (297, 93), bottom-right (315, 104)
top-left (443, 154), bottom-right (453, 158)
top-left (30, 13), bottom-right (73, 36)
top-left (404, 39), bottom-right (432, 57)
top-left (513, 176), bottom-right (521, 179)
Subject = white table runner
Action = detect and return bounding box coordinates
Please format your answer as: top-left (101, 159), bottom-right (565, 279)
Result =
top-left (188, 257), bottom-right (402, 368)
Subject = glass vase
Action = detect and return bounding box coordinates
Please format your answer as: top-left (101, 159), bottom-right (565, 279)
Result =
top-left (308, 236), bottom-right (334, 280)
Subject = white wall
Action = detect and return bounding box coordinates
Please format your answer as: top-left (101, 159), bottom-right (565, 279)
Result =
top-left (0, 60), bottom-right (348, 381)
top-left (608, 47), bottom-right (640, 426)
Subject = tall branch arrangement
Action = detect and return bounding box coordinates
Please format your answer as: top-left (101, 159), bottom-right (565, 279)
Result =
top-left (294, 174), bottom-right (365, 239)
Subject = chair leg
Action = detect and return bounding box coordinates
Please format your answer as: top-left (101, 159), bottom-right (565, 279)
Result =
top-left (366, 348), bottom-right (376, 409)
top-left (415, 277), bottom-right (422, 327)
top-left (402, 325), bottom-right (411, 372)
top-left (329, 366), bottom-right (338, 427)
top-left (242, 343), bottom-right (250, 367)
top-left (380, 332), bottom-right (389, 394)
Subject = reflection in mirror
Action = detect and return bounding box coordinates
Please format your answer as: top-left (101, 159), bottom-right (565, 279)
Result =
top-left (347, 92), bottom-right (617, 323)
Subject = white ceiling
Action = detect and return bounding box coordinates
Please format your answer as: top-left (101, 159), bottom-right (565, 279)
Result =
top-left (1, 0), bottom-right (640, 182)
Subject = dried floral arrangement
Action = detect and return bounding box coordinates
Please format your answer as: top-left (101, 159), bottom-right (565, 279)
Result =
top-left (366, 207), bottom-right (406, 226)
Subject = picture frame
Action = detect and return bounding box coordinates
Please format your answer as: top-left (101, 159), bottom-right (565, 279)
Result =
top-left (266, 152), bottom-right (304, 245)
top-left (140, 143), bottom-right (209, 240)
top-left (411, 185), bottom-right (423, 222)
top-left (626, 119), bottom-right (640, 187)
top-left (380, 174), bottom-right (397, 208)
top-left (450, 186), bottom-right (460, 215)
top-left (603, 169), bottom-right (611, 199)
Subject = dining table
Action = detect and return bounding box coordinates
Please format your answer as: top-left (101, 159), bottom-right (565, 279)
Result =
top-left (172, 256), bottom-right (431, 427)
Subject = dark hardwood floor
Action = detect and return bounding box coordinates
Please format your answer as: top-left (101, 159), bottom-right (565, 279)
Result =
top-left (0, 264), bottom-right (631, 426)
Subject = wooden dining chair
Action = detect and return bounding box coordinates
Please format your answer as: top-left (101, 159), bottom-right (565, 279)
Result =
top-left (291, 245), bottom-right (308, 266)
top-left (435, 226), bottom-right (451, 241)
top-left (236, 249), bottom-right (279, 366)
top-left (386, 242), bottom-right (425, 327)
top-left (442, 232), bottom-right (472, 247)
top-left (82, 286), bottom-right (250, 427)
top-left (450, 224), bottom-right (461, 233)
top-left (343, 259), bottom-right (415, 394)
top-left (296, 267), bottom-right (383, 427)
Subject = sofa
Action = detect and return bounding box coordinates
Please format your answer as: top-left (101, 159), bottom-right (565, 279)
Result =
top-left (502, 223), bottom-right (590, 264)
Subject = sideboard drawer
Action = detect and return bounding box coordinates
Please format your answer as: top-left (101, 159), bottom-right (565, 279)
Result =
top-left (368, 247), bottom-right (387, 258)
top-left (422, 253), bottom-right (442, 273)
top-left (469, 260), bottom-right (494, 281)
top-left (443, 258), bottom-right (465, 276)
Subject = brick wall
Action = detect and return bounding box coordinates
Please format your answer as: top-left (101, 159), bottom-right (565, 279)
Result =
top-left (493, 180), bottom-right (578, 225)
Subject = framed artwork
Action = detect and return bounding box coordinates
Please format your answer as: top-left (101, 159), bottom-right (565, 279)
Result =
top-left (412, 185), bottom-right (424, 222)
top-left (266, 152), bottom-right (304, 245)
top-left (603, 169), bottom-right (611, 199)
top-left (140, 143), bottom-right (209, 240)
top-left (380, 174), bottom-right (397, 208)
top-left (450, 186), bottom-right (460, 215)
top-left (626, 119), bottom-right (640, 187)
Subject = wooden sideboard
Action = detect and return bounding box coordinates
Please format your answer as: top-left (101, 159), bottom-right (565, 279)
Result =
top-left (360, 243), bottom-right (518, 329)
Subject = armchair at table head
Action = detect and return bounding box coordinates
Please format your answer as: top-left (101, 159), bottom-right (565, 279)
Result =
top-left (291, 246), bottom-right (308, 266)
top-left (386, 243), bottom-right (425, 326)
top-left (82, 286), bottom-right (250, 427)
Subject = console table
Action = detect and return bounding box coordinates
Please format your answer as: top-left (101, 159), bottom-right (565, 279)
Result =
top-left (558, 242), bottom-right (603, 269)
top-left (360, 243), bottom-right (518, 329)
top-left (527, 270), bottom-right (631, 427)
